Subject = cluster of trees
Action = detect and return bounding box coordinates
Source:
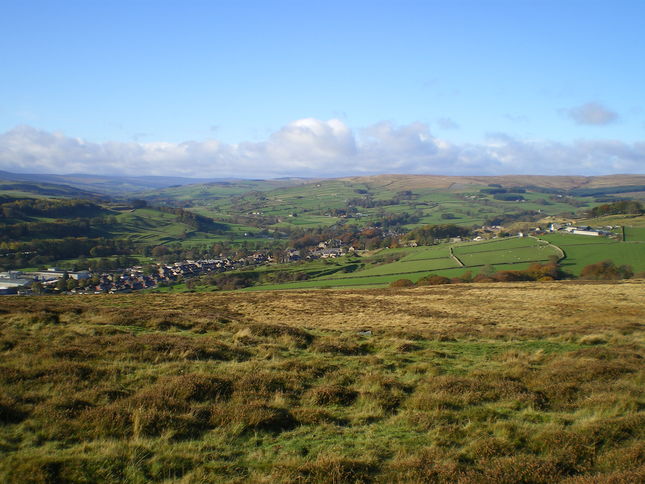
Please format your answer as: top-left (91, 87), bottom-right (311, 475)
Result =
top-left (286, 224), bottom-right (383, 250)
top-left (480, 187), bottom-right (526, 195)
top-left (346, 196), bottom-right (396, 209)
top-left (0, 220), bottom-right (96, 239)
top-left (580, 260), bottom-right (635, 280)
top-left (485, 210), bottom-right (541, 226)
top-left (588, 200), bottom-right (643, 218)
top-left (345, 190), bottom-right (415, 209)
top-left (372, 212), bottom-right (420, 230)
top-left (405, 224), bottom-right (470, 245)
top-left (0, 198), bottom-right (103, 219)
top-left (284, 223), bottom-right (472, 252)
top-left (390, 261), bottom-right (565, 287)
top-left (0, 238), bottom-right (135, 270)
top-left (478, 187), bottom-right (528, 202)
top-left (493, 193), bottom-right (525, 201)
top-left (570, 184), bottom-right (645, 197)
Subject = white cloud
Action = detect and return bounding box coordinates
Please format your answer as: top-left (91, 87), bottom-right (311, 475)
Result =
top-left (0, 120), bottom-right (643, 178)
top-left (566, 102), bottom-right (618, 125)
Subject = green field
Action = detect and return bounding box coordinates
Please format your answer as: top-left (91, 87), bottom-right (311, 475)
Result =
top-left (108, 209), bottom-right (191, 244)
top-left (539, 233), bottom-right (645, 275)
top-left (240, 232), bottom-right (645, 291)
top-left (456, 245), bottom-right (558, 266)
top-left (624, 226), bottom-right (645, 242)
top-left (243, 237), bottom-right (560, 290)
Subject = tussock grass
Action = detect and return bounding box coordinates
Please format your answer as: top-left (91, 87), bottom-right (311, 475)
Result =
top-left (0, 281), bottom-right (643, 482)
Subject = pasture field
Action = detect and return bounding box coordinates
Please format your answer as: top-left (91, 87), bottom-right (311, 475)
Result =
top-left (108, 208), bottom-right (191, 244)
top-left (453, 237), bottom-right (543, 253)
top-left (558, 244), bottom-right (644, 276)
top-left (539, 234), bottom-right (645, 275)
top-left (0, 282), bottom-right (643, 483)
top-left (624, 226), bottom-right (645, 242)
top-left (456, 245), bottom-right (559, 267)
top-left (245, 237), bottom-right (567, 291)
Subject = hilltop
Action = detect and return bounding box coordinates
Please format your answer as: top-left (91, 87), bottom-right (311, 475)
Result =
top-left (337, 173), bottom-right (645, 190)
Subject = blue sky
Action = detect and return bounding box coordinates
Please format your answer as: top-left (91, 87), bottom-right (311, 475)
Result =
top-left (1, 0), bottom-right (644, 177)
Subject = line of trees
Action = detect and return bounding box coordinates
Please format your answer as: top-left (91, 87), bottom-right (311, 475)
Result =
top-left (589, 200), bottom-right (642, 217)
top-left (0, 198), bottom-right (104, 219)
top-left (391, 258), bottom-right (639, 288)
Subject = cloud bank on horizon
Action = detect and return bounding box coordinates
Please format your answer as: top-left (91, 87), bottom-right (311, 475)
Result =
top-left (1, 118), bottom-right (643, 179)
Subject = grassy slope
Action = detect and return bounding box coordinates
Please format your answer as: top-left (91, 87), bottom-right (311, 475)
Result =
top-left (0, 283), bottom-right (643, 482)
top-left (0, 180), bottom-right (101, 200)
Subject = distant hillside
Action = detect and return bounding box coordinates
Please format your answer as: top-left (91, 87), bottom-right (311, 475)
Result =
top-left (0, 170), bottom-right (226, 195)
top-left (137, 173), bottom-right (645, 206)
top-left (139, 178), bottom-right (319, 202)
top-left (2, 170), bottom-right (644, 199)
top-left (337, 174), bottom-right (645, 191)
top-left (0, 179), bottom-right (104, 200)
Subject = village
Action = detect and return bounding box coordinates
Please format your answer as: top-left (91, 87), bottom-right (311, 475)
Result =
top-left (0, 241), bottom-right (355, 295)
top-left (0, 221), bottom-right (617, 295)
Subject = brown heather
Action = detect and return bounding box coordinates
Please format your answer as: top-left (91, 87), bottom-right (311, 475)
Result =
top-left (0, 280), bottom-right (643, 482)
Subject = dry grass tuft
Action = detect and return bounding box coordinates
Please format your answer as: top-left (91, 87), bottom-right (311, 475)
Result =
top-left (306, 385), bottom-right (358, 406)
top-left (273, 454), bottom-right (379, 483)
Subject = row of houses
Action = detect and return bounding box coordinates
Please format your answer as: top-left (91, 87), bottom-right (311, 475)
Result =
top-left (1, 245), bottom-right (291, 294)
top-left (72, 258), bottom-right (252, 294)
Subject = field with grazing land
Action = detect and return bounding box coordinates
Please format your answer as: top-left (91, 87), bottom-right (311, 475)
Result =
top-left (236, 233), bottom-right (643, 292)
top-left (540, 234), bottom-right (645, 276)
top-left (624, 226), bottom-right (645, 242)
top-left (1, 282), bottom-right (643, 483)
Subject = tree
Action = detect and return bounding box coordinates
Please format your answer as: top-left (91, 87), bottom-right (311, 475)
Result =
top-left (55, 273), bottom-right (69, 291)
top-left (417, 275), bottom-right (451, 285)
top-left (151, 245), bottom-right (169, 258)
top-left (389, 279), bottom-right (415, 288)
top-left (31, 282), bottom-right (44, 295)
top-left (581, 260), bottom-right (633, 280)
top-left (130, 199), bottom-right (148, 209)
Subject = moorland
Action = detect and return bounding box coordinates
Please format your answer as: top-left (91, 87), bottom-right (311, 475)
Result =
top-left (0, 282), bottom-right (643, 482)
